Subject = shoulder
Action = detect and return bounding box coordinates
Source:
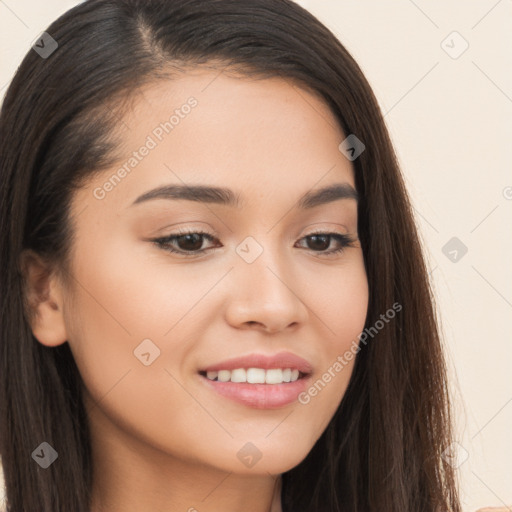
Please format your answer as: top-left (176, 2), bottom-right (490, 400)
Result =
top-left (475, 508), bottom-right (512, 511)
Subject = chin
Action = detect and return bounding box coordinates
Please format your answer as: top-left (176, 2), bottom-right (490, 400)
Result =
top-left (210, 439), bottom-right (314, 476)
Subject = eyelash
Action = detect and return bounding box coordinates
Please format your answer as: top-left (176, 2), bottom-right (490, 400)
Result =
top-left (152, 228), bottom-right (357, 258)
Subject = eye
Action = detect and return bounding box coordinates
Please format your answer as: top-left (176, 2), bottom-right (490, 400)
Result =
top-left (295, 232), bottom-right (357, 256)
top-left (153, 229), bottom-right (219, 256)
top-left (151, 230), bottom-right (357, 257)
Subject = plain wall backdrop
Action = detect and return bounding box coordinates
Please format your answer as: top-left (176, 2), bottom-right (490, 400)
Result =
top-left (1, 1), bottom-right (511, 511)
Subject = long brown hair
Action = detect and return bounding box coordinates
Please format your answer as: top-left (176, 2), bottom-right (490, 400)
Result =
top-left (0, 1), bottom-right (461, 510)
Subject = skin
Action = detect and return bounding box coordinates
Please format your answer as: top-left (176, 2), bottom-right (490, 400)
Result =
top-left (22, 68), bottom-right (370, 512)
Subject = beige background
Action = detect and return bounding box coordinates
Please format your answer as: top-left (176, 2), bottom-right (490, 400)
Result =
top-left (1, 1), bottom-right (511, 510)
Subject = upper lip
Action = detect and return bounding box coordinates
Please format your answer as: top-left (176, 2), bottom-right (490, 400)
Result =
top-left (199, 351), bottom-right (313, 374)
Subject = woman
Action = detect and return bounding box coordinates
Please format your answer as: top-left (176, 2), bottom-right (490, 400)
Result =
top-left (0, 0), bottom-right (481, 510)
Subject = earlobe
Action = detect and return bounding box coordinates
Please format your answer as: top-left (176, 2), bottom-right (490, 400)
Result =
top-left (19, 249), bottom-right (68, 347)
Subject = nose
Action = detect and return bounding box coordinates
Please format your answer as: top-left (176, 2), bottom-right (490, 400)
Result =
top-left (224, 244), bottom-right (309, 333)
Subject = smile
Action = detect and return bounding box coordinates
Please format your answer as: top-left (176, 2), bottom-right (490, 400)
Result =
top-left (201, 367), bottom-right (303, 384)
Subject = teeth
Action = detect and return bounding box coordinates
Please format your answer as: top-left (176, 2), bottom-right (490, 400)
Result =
top-left (247, 368), bottom-right (265, 384)
top-left (265, 369), bottom-right (283, 384)
top-left (204, 368), bottom-right (302, 384)
top-left (218, 370), bottom-right (230, 382)
top-left (231, 368), bottom-right (246, 383)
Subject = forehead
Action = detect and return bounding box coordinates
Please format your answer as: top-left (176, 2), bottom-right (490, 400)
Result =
top-left (74, 67), bottom-right (355, 214)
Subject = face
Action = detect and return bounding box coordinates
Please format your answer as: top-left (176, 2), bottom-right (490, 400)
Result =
top-left (54, 68), bottom-right (369, 476)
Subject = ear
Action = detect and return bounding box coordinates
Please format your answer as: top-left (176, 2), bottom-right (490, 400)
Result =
top-left (19, 249), bottom-right (68, 347)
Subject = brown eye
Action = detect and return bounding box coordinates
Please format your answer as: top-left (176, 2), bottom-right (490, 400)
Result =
top-left (174, 233), bottom-right (205, 251)
top-left (153, 231), bottom-right (218, 256)
top-left (306, 234), bottom-right (331, 251)
top-left (296, 232), bottom-right (357, 256)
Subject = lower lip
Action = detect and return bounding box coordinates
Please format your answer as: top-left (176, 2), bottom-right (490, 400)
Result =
top-left (199, 374), bottom-right (311, 409)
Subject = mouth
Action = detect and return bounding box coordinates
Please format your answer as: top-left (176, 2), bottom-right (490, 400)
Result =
top-left (198, 369), bottom-right (311, 409)
top-left (197, 352), bottom-right (313, 409)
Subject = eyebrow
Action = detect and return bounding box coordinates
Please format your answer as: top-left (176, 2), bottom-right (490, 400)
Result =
top-left (131, 182), bottom-right (358, 209)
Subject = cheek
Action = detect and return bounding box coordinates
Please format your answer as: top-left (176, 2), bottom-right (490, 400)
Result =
top-left (62, 240), bottom-right (170, 404)
top-left (63, 249), bottom-right (199, 456)
top-left (316, 255), bottom-right (369, 351)
top-left (66, 235), bottom-right (207, 342)
top-left (63, 236), bottom-right (221, 435)
top-left (296, 257), bottom-right (368, 424)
